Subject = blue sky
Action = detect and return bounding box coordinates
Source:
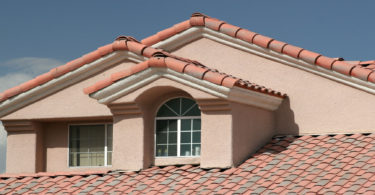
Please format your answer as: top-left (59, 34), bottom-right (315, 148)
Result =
top-left (1, 1), bottom-right (375, 173)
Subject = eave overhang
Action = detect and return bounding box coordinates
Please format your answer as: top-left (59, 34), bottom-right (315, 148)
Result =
top-left (86, 55), bottom-right (286, 111)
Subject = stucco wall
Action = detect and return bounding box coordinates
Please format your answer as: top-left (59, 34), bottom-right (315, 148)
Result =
top-left (2, 60), bottom-right (136, 120)
top-left (43, 120), bottom-right (113, 172)
top-left (231, 102), bottom-right (275, 166)
top-left (44, 122), bottom-right (68, 172)
top-left (0, 122), bottom-right (6, 173)
top-left (6, 131), bottom-right (37, 173)
top-left (172, 38), bottom-right (375, 135)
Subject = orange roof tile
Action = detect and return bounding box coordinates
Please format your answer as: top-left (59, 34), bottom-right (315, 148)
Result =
top-left (141, 13), bottom-right (375, 84)
top-left (1, 133), bottom-right (375, 194)
top-left (2, 12), bottom-right (375, 104)
top-left (84, 52), bottom-right (286, 98)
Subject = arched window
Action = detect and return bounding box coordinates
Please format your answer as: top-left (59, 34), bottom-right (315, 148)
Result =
top-left (155, 97), bottom-right (201, 157)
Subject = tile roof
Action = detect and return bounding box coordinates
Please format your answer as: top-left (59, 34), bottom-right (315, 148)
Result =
top-left (141, 13), bottom-right (375, 84)
top-left (83, 52), bottom-right (286, 98)
top-left (2, 133), bottom-right (375, 194)
top-left (0, 36), bottom-right (162, 103)
top-left (2, 12), bottom-right (375, 104)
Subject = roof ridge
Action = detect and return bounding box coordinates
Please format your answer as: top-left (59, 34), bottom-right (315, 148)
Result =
top-left (140, 13), bottom-right (375, 85)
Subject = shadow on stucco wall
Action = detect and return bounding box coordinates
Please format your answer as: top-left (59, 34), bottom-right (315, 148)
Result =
top-left (275, 97), bottom-right (299, 135)
top-left (0, 122), bottom-right (6, 173)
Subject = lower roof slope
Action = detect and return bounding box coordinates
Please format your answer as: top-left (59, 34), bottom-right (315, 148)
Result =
top-left (1, 133), bottom-right (375, 194)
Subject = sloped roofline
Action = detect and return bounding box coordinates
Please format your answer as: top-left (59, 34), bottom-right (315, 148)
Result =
top-left (0, 36), bottom-right (161, 103)
top-left (85, 52), bottom-right (286, 111)
top-left (140, 13), bottom-right (375, 92)
top-left (0, 37), bottom-right (165, 117)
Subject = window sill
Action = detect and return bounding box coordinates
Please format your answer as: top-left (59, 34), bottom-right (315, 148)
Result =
top-left (154, 157), bottom-right (200, 166)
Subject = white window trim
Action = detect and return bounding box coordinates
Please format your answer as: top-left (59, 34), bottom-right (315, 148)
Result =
top-left (67, 123), bottom-right (113, 168)
top-left (154, 97), bottom-right (201, 158)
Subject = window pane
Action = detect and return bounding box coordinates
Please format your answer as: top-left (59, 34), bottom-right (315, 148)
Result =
top-left (193, 132), bottom-right (201, 143)
top-left (90, 152), bottom-right (105, 166)
top-left (192, 144), bottom-right (201, 156)
top-left (181, 98), bottom-right (195, 115)
top-left (168, 120), bottom-right (177, 131)
top-left (107, 124), bottom-right (113, 152)
top-left (184, 104), bottom-right (201, 116)
top-left (156, 132), bottom-right (168, 144)
top-left (168, 145), bottom-right (177, 156)
top-left (193, 119), bottom-right (201, 130)
top-left (168, 132), bottom-right (177, 144)
top-left (157, 105), bottom-right (177, 117)
top-left (69, 124), bottom-right (110, 167)
top-left (107, 152), bottom-right (112, 166)
top-left (156, 145), bottom-right (167, 157)
top-left (181, 132), bottom-right (191, 144)
top-left (166, 98), bottom-right (181, 115)
top-left (181, 119), bottom-right (191, 131)
top-left (180, 144), bottom-right (192, 156)
top-left (156, 120), bottom-right (168, 132)
top-left (69, 153), bottom-right (77, 167)
top-left (78, 153), bottom-right (90, 167)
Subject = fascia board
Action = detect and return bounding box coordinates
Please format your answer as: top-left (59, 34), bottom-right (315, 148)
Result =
top-left (90, 68), bottom-right (283, 111)
top-left (229, 87), bottom-right (283, 111)
top-left (0, 51), bottom-right (147, 118)
top-left (152, 27), bottom-right (375, 95)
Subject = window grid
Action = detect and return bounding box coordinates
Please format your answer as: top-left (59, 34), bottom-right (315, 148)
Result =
top-left (68, 124), bottom-right (112, 167)
top-left (155, 97), bottom-right (201, 158)
top-left (155, 118), bottom-right (201, 157)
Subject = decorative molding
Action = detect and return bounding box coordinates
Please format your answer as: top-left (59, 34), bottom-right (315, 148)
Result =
top-left (196, 99), bottom-right (231, 112)
top-left (109, 102), bottom-right (142, 116)
top-left (153, 27), bottom-right (375, 95)
top-left (2, 120), bottom-right (38, 132)
top-left (90, 67), bottom-right (283, 111)
top-left (0, 51), bottom-right (147, 118)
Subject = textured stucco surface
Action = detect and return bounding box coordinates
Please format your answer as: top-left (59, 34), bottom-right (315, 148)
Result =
top-left (172, 37), bottom-right (375, 135)
top-left (2, 60), bottom-right (136, 120)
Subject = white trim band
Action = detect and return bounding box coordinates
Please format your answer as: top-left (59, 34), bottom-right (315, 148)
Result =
top-left (90, 67), bottom-right (283, 111)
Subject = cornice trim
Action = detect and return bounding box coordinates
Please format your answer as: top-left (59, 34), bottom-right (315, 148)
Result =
top-left (90, 67), bottom-right (283, 111)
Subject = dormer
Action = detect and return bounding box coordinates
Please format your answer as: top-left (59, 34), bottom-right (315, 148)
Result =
top-left (85, 52), bottom-right (285, 170)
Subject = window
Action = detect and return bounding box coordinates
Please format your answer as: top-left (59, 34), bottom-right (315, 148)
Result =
top-left (69, 124), bottom-right (112, 167)
top-left (155, 97), bottom-right (201, 157)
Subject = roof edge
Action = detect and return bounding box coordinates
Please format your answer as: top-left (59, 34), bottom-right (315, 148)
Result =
top-left (86, 54), bottom-right (285, 111)
top-left (0, 37), bottom-right (162, 104)
top-left (140, 13), bottom-right (375, 89)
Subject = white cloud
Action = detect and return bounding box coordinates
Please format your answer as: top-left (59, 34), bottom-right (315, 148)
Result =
top-left (0, 57), bottom-right (64, 92)
top-left (0, 73), bottom-right (34, 92)
top-left (2, 57), bottom-right (63, 75)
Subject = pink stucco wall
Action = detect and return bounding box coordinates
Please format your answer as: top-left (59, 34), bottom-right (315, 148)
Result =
top-left (2, 60), bottom-right (136, 120)
top-left (171, 38), bottom-right (375, 135)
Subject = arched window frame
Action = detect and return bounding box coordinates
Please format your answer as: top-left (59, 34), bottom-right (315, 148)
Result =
top-left (154, 97), bottom-right (201, 158)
